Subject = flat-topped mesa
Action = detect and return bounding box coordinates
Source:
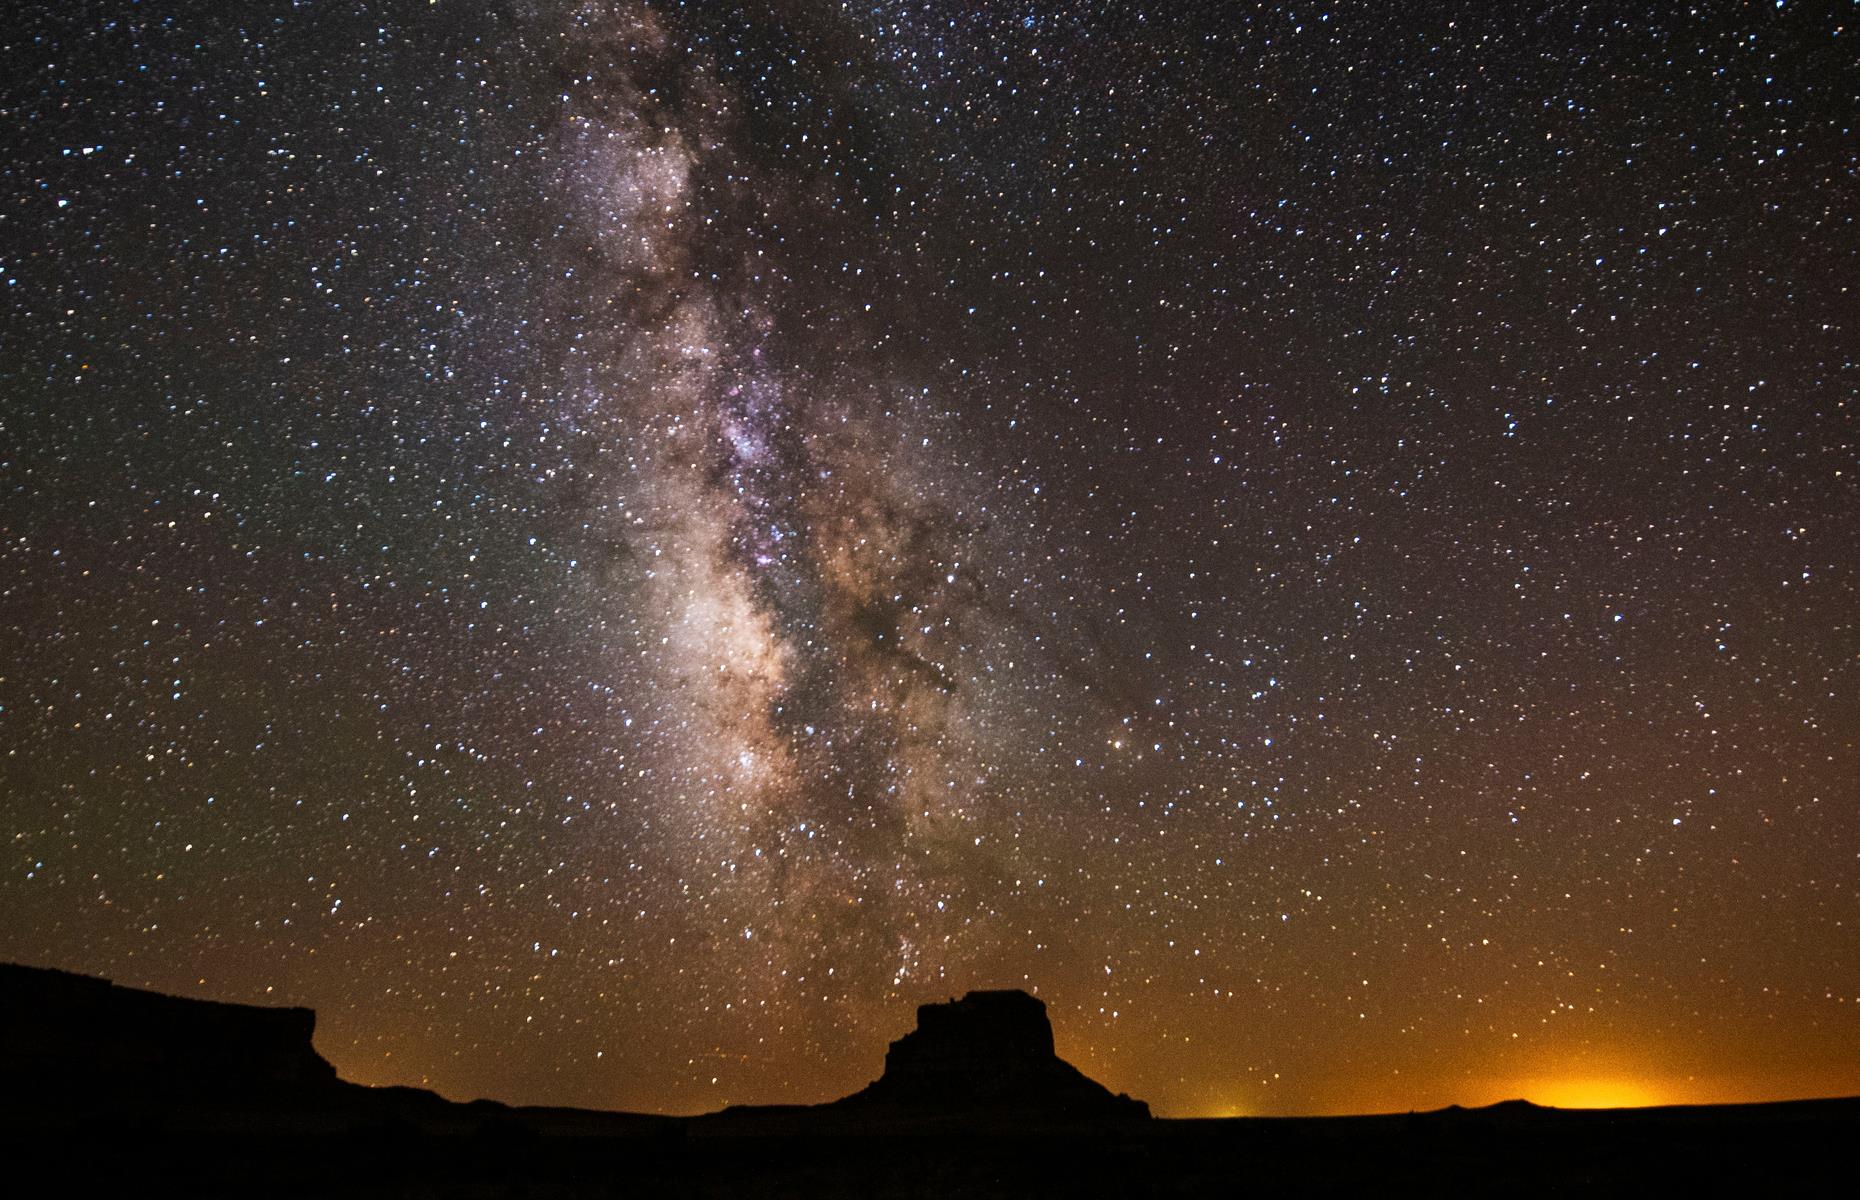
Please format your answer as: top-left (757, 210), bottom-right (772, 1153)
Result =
top-left (0, 962), bottom-right (339, 1106)
top-left (0, 961), bottom-right (674, 1137)
top-left (840, 989), bottom-right (1148, 1120)
top-left (886, 989), bottom-right (1056, 1077)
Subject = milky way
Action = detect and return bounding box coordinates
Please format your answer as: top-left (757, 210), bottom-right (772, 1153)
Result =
top-left (528, 0), bottom-right (1020, 1006)
top-left (3, 1), bottom-right (1856, 1116)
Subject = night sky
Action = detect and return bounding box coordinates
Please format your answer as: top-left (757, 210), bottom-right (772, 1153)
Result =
top-left (3, 1), bottom-right (1856, 1118)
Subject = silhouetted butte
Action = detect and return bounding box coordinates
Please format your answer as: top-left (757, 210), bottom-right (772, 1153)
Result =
top-left (833, 989), bottom-right (1149, 1121)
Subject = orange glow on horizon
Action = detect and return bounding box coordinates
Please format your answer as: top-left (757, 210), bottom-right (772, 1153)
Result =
top-left (1166, 1059), bottom-right (1860, 1121)
top-left (1498, 1076), bottom-right (1670, 1110)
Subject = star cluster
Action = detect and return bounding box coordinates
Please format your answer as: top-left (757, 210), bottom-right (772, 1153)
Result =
top-left (2, 1), bottom-right (1855, 1117)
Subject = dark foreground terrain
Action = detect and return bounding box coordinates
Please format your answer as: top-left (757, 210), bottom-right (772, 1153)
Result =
top-left (9, 1097), bottom-right (1858, 1197)
top-left (3, 963), bottom-right (1851, 1197)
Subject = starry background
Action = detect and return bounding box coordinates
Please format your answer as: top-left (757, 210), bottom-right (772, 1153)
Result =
top-left (3, 0), bottom-right (1856, 1118)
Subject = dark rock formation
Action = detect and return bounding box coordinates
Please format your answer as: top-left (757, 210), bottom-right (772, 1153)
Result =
top-left (836, 989), bottom-right (1149, 1121)
top-left (2, 964), bottom-right (1148, 1136)
top-left (0, 962), bottom-right (340, 1112)
top-left (0, 961), bottom-right (673, 1137)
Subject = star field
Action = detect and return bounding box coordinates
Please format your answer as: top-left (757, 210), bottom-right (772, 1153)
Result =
top-left (2, 1), bottom-right (1855, 1117)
